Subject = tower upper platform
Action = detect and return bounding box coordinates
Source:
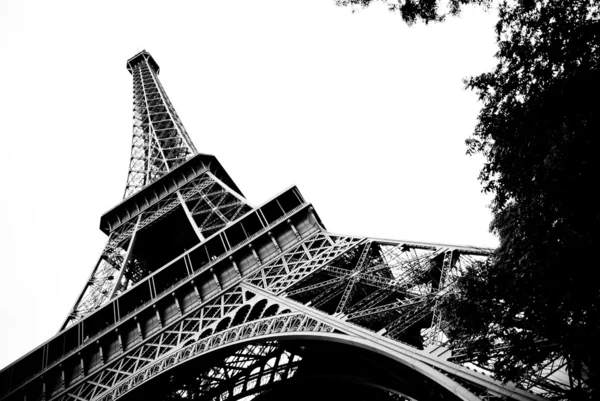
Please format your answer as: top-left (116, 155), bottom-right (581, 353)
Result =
top-left (126, 50), bottom-right (160, 75)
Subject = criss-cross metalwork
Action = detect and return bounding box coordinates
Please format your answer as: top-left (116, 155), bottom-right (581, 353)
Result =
top-left (125, 51), bottom-right (197, 199)
top-left (0, 51), bottom-right (572, 401)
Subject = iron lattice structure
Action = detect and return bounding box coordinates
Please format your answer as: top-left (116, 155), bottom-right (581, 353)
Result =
top-left (0, 51), bottom-right (569, 401)
top-left (125, 52), bottom-right (197, 198)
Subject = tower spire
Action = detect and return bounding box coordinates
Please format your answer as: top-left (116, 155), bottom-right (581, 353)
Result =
top-left (50, 51), bottom-right (249, 331)
top-left (0, 53), bottom-right (561, 401)
top-left (124, 50), bottom-right (198, 198)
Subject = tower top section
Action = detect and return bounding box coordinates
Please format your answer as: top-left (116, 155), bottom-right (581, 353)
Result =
top-left (127, 50), bottom-right (160, 75)
top-left (122, 49), bottom-right (198, 198)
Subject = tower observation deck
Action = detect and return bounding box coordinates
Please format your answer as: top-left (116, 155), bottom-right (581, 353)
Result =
top-left (0, 51), bottom-right (566, 401)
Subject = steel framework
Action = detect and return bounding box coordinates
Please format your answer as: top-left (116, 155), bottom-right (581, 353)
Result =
top-left (0, 51), bottom-right (568, 401)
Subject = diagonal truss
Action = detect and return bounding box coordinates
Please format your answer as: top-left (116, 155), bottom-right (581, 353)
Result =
top-left (1, 218), bottom-right (559, 401)
top-left (0, 51), bottom-right (572, 401)
top-left (61, 170), bottom-right (252, 329)
top-left (52, 226), bottom-right (566, 400)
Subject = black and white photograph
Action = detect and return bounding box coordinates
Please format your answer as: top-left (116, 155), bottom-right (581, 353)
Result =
top-left (0, 1), bottom-right (597, 400)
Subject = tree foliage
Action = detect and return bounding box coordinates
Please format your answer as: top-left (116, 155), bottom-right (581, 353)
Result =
top-left (336, 0), bottom-right (490, 25)
top-left (338, 0), bottom-right (600, 399)
top-left (446, 1), bottom-right (600, 399)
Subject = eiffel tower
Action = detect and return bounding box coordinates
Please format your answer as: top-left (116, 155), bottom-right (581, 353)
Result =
top-left (0, 51), bottom-right (564, 401)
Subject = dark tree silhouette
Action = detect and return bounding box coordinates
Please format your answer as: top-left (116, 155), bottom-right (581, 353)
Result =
top-left (336, 0), bottom-right (490, 24)
top-left (338, 0), bottom-right (600, 399)
top-left (446, 2), bottom-right (599, 399)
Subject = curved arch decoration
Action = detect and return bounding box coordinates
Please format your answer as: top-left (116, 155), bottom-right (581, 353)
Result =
top-left (94, 312), bottom-right (486, 401)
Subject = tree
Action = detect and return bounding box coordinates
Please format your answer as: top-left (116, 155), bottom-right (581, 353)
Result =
top-left (446, 1), bottom-right (599, 399)
top-left (336, 0), bottom-right (490, 25)
top-left (338, 0), bottom-right (600, 399)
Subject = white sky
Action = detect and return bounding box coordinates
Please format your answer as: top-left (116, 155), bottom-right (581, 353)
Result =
top-left (0, 0), bottom-right (499, 369)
